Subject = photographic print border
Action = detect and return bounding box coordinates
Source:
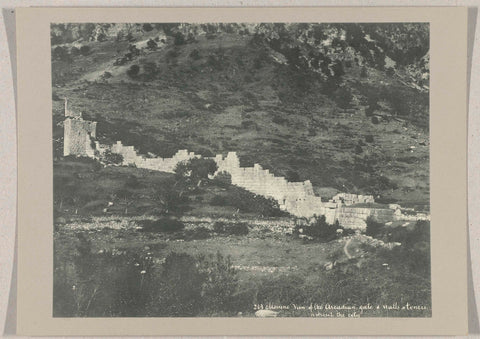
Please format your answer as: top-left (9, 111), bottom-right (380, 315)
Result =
top-left (16, 6), bottom-right (467, 336)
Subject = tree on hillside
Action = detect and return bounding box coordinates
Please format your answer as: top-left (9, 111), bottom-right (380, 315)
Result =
top-left (366, 216), bottom-right (384, 237)
top-left (174, 158), bottom-right (218, 187)
top-left (126, 65), bottom-right (140, 79)
top-left (142, 23), bottom-right (153, 32)
top-left (147, 38), bottom-right (158, 51)
top-left (173, 32), bottom-right (186, 46)
top-left (79, 45), bottom-right (91, 56)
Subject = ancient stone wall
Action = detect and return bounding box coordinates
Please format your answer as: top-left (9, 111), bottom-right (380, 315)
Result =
top-left (63, 118), bottom-right (97, 157)
top-left (214, 152), bottom-right (323, 218)
top-left (65, 115), bottom-right (428, 228)
top-left (330, 192), bottom-right (375, 205)
top-left (110, 142), bottom-right (200, 172)
top-left (334, 207), bottom-right (395, 230)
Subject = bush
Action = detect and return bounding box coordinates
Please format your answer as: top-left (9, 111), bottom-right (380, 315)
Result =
top-left (365, 135), bottom-right (374, 143)
top-left (143, 62), bottom-right (157, 80)
top-left (189, 49), bottom-right (201, 60)
top-left (174, 158), bottom-right (218, 187)
top-left (220, 187), bottom-right (288, 217)
top-left (285, 170), bottom-right (301, 182)
top-left (54, 236), bottom-right (155, 317)
top-left (213, 222), bottom-right (249, 236)
top-left (101, 71), bottom-right (112, 80)
top-left (153, 252), bottom-right (204, 316)
top-left (126, 65), bottom-right (140, 78)
top-left (101, 150), bottom-right (123, 165)
top-left (142, 23), bottom-right (153, 32)
top-left (52, 46), bottom-right (71, 62)
top-left (334, 87), bottom-right (353, 109)
top-left (297, 215), bottom-right (340, 242)
top-left (360, 66), bottom-right (368, 78)
top-left (210, 195), bottom-right (227, 206)
top-left (70, 46), bottom-right (80, 56)
top-left (138, 218), bottom-right (185, 232)
top-left (365, 216), bottom-right (384, 237)
top-left (79, 45), bottom-right (91, 56)
top-left (146, 38), bottom-right (158, 51)
top-left (184, 227), bottom-right (211, 240)
top-left (97, 33), bottom-right (107, 42)
top-left (385, 67), bottom-right (395, 76)
top-left (173, 32), bottom-right (185, 45)
top-left (371, 116), bottom-right (380, 124)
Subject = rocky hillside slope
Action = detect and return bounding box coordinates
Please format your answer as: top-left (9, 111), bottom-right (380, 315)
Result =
top-left (51, 23), bottom-right (430, 209)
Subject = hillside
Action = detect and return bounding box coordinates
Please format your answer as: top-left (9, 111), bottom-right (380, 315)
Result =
top-left (51, 23), bottom-right (430, 208)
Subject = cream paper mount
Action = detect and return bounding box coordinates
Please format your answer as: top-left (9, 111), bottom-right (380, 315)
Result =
top-left (16, 6), bottom-right (467, 336)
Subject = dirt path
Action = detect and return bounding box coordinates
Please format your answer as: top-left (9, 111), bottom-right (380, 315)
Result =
top-left (343, 237), bottom-right (353, 259)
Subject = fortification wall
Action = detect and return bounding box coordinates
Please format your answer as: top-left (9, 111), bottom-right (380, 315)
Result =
top-left (330, 192), bottom-right (375, 205)
top-left (63, 118), bottom-right (97, 157)
top-left (110, 142), bottom-right (200, 172)
top-left (334, 207), bottom-right (395, 230)
top-left (213, 152), bottom-right (323, 217)
top-left (62, 104), bottom-right (422, 228)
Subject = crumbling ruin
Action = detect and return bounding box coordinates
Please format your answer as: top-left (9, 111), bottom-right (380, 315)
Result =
top-left (63, 99), bottom-right (97, 157)
top-left (62, 102), bottom-right (429, 229)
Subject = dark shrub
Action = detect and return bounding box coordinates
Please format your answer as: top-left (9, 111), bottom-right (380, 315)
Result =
top-left (142, 23), bottom-right (153, 32)
top-left (146, 38), bottom-right (158, 51)
top-left (138, 218), bottom-right (185, 232)
top-left (125, 175), bottom-right (140, 188)
top-left (285, 170), bottom-right (301, 182)
top-left (184, 227), bottom-right (211, 240)
top-left (360, 66), bottom-right (368, 78)
top-left (385, 67), bottom-right (395, 76)
top-left (101, 71), bottom-right (112, 80)
top-left (143, 62), bottom-right (157, 80)
top-left (371, 116), bottom-right (380, 124)
top-left (189, 49), bottom-right (201, 60)
top-left (332, 60), bottom-right (345, 78)
top-left (52, 92), bottom-right (61, 101)
top-left (96, 33), bottom-right (107, 42)
top-left (210, 195), bottom-right (227, 206)
top-left (154, 252), bottom-right (204, 316)
top-left (174, 158), bottom-right (218, 187)
top-left (173, 32), bottom-right (185, 45)
top-left (272, 116), bottom-right (288, 125)
top-left (52, 46), bottom-right (71, 62)
top-left (365, 216), bottom-right (384, 237)
top-left (365, 135), bottom-right (374, 143)
top-left (222, 187), bottom-right (288, 217)
top-left (101, 150), bottom-right (123, 165)
top-left (54, 236), bottom-right (155, 317)
top-left (213, 221), bottom-right (226, 233)
top-left (334, 87), bottom-right (353, 109)
top-left (365, 105), bottom-right (375, 117)
top-left (126, 64), bottom-right (140, 78)
top-left (228, 223), bottom-right (249, 236)
top-left (79, 45), bottom-right (91, 56)
top-left (214, 222), bottom-right (249, 236)
top-left (298, 215), bottom-right (340, 242)
top-left (70, 46), bottom-right (80, 56)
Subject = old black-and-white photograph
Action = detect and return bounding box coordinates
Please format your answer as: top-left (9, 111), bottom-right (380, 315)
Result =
top-left (52, 23), bottom-right (431, 318)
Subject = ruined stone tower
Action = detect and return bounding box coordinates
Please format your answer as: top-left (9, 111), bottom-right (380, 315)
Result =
top-left (63, 98), bottom-right (97, 157)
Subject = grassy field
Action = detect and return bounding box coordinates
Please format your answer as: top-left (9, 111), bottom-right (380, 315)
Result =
top-left (54, 213), bottom-right (431, 317)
